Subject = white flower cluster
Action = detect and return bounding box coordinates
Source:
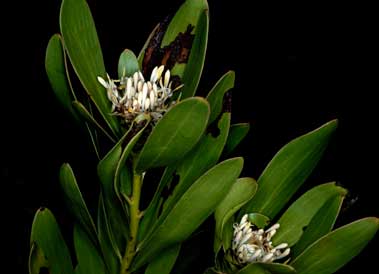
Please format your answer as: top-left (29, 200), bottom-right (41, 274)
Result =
top-left (97, 65), bottom-right (179, 123)
top-left (232, 214), bottom-right (290, 265)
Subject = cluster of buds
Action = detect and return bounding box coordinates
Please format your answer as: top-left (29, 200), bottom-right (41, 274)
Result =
top-left (232, 214), bottom-right (290, 265)
top-left (98, 65), bottom-right (181, 124)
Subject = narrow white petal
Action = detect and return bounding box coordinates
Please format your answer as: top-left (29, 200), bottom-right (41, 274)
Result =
top-left (147, 81), bottom-right (153, 91)
top-left (138, 92), bottom-right (143, 105)
top-left (240, 214), bottom-right (248, 225)
top-left (126, 78), bottom-right (132, 99)
top-left (164, 69), bottom-right (170, 87)
top-left (266, 224), bottom-right (280, 233)
top-left (133, 72), bottom-right (139, 88)
top-left (156, 65), bottom-right (165, 81)
top-left (276, 248), bottom-right (290, 260)
top-left (138, 71), bottom-right (145, 81)
top-left (130, 86), bottom-right (136, 98)
top-left (141, 83), bottom-right (148, 109)
top-left (274, 243), bottom-right (288, 250)
top-left (144, 98), bottom-right (150, 111)
top-left (97, 76), bottom-right (109, 88)
top-left (137, 80), bottom-right (143, 93)
top-left (150, 66), bottom-right (158, 82)
top-left (150, 90), bottom-right (155, 108)
top-left (261, 253), bottom-right (274, 262)
top-left (153, 83), bottom-right (158, 96)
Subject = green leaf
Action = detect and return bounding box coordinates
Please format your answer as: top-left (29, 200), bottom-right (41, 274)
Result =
top-left (161, 0), bottom-right (208, 47)
top-left (273, 182), bottom-right (347, 247)
top-left (179, 9), bottom-right (209, 99)
top-left (135, 97), bottom-right (210, 173)
top-left (133, 157), bottom-right (244, 269)
top-left (215, 178), bottom-right (257, 252)
top-left (238, 263), bottom-right (296, 274)
top-left (248, 213), bottom-right (270, 229)
top-left (59, 163), bottom-right (98, 245)
top-left (220, 216), bottom-right (234, 252)
top-left (224, 123), bottom-right (250, 156)
top-left (145, 244), bottom-right (181, 274)
top-left (206, 71), bottom-right (235, 124)
top-left (97, 127), bottom-right (138, 254)
top-left (45, 34), bottom-right (80, 122)
top-left (241, 120), bottom-right (338, 219)
top-left (29, 243), bottom-right (49, 274)
top-left (46, 33), bottom-right (105, 157)
top-left (74, 225), bottom-right (106, 274)
top-left (140, 112), bottom-right (230, 243)
top-left (30, 208), bottom-right (74, 274)
top-left (118, 49), bottom-right (139, 78)
top-left (72, 101), bottom-right (116, 143)
top-left (97, 194), bottom-right (120, 274)
top-left (292, 193), bottom-right (345, 257)
top-left (161, 112), bottom-right (231, 219)
top-left (290, 217), bottom-right (379, 274)
top-left (60, 0), bottom-right (120, 136)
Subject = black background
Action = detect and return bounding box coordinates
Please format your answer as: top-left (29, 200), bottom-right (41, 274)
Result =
top-left (2, 0), bottom-right (378, 273)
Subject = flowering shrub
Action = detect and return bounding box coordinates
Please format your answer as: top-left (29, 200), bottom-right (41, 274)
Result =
top-left (30, 1), bottom-right (378, 274)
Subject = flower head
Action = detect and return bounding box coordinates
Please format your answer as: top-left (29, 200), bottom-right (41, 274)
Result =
top-left (232, 214), bottom-right (290, 265)
top-left (97, 65), bottom-right (181, 124)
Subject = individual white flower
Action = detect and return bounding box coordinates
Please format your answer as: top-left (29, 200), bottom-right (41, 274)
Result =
top-left (232, 214), bottom-right (290, 265)
top-left (97, 65), bottom-right (181, 124)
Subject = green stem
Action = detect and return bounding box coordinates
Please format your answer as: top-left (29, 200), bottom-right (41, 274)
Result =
top-left (120, 172), bottom-right (143, 274)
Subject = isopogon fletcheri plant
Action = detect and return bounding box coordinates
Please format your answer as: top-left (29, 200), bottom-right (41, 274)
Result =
top-left (30, 0), bottom-right (378, 274)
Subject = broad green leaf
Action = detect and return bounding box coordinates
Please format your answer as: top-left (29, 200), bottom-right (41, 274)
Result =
top-left (161, 0), bottom-right (208, 47)
top-left (179, 9), bottom-right (209, 98)
top-left (135, 97), bottom-right (210, 173)
top-left (97, 195), bottom-right (120, 274)
top-left (273, 182), bottom-right (347, 247)
top-left (206, 71), bottom-right (235, 124)
top-left (221, 216), bottom-right (234, 252)
top-left (215, 177), bottom-right (257, 252)
top-left (145, 244), bottom-right (181, 274)
top-left (292, 194), bottom-right (345, 257)
top-left (224, 123), bottom-right (250, 156)
top-left (140, 112), bottom-right (230, 242)
top-left (60, 0), bottom-right (120, 136)
top-left (238, 263), bottom-right (296, 274)
top-left (133, 157), bottom-right (244, 269)
top-left (248, 213), bottom-right (270, 229)
top-left (72, 101), bottom-right (116, 143)
top-left (118, 49), bottom-right (139, 78)
top-left (241, 120), bottom-right (338, 219)
top-left (148, 0), bottom-right (209, 99)
top-left (74, 225), bottom-right (106, 274)
top-left (46, 34), bottom-right (80, 122)
top-left (46, 34), bottom-right (102, 156)
top-left (290, 217), bottom-right (379, 274)
top-left (59, 163), bottom-right (98, 245)
top-left (30, 208), bottom-right (74, 274)
top-left (161, 112), bottom-right (231, 219)
top-left (98, 127), bottom-right (137, 254)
